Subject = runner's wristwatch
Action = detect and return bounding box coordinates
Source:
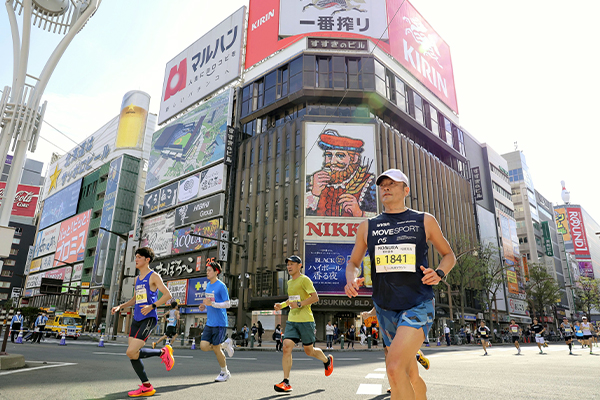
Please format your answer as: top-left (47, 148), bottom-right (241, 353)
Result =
top-left (151, 303), bottom-right (157, 309)
top-left (435, 269), bottom-right (445, 279)
top-left (296, 302), bottom-right (302, 308)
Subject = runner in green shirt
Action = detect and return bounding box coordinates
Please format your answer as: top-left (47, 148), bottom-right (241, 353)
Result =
top-left (273, 255), bottom-right (333, 393)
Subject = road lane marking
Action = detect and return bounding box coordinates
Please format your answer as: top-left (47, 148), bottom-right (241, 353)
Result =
top-left (356, 384), bottom-right (382, 395)
top-left (0, 362), bottom-right (77, 376)
top-left (365, 373), bottom-right (385, 379)
top-left (334, 357), bottom-right (362, 360)
top-left (94, 352), bottom-right (194, 359)
top-left (228, 357), bottom-right (258, 360)
top-left (374, 367), bottom-right (386, 371)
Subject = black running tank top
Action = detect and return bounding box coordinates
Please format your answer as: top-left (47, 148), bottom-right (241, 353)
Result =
top-left (367, 209), bottom-right (433, 311)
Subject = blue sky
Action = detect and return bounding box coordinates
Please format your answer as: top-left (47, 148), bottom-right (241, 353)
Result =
top-left (1, 0), bottom-right (600, 221)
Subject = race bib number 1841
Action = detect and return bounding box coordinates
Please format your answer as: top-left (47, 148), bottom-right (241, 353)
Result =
top-left (374, 244), bottom-right (416, 273)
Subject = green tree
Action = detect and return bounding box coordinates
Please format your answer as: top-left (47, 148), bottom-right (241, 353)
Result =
top-left (524, 263), bottom-right (561, 319)
top-left (573, 277), bottom-right (600, 319)
top-left (445, 237), bottom-right (480, 326)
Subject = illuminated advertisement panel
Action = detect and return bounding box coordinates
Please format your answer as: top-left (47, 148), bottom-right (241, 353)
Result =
top-left (39, 179), bottom-right (82, 230)
top-left (146, 90), bottom-right (231, 191)
top-left (53, 210), bottom-right (92, 267)
top-left (0, 183), bottom-right (40, 217)
top-left (566, 207), bottom-right (590, 257)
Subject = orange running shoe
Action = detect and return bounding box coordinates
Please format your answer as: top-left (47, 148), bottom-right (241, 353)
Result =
top-left (324, 355), bottom-right (334, 376)
top-left (128, 384), bottom-right (156, 397)
top-left (274, 380), bottom-right (293, 392)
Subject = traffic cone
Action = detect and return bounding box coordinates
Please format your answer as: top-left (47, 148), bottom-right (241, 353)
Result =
top-left (59, 331), bottom-right (67, 346)
top-left (437, 337), bottom-right (441, 346)
top-left (98, 334), bottom-right (105, 347)
top-left (15, 329), bottom-right (23, 344)
top-left (426, 342), bottom-right (430, 347)
top-left (191, 338), bottom-right (196, 350)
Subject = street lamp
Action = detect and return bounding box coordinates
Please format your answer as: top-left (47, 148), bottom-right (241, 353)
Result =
top-left (98, 226), bottom-right (132, 340)
top-left (0, 0), bottom-right (101, 246)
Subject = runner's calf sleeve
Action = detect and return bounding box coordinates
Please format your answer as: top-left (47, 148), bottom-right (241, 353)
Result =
top-left (139, 348), bottom-right (162, 359)
top-left (131, 358), bottom-right (148, 383)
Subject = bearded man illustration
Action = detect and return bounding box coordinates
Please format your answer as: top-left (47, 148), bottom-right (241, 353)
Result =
top-left (306, 129), bottom-right (376, 217)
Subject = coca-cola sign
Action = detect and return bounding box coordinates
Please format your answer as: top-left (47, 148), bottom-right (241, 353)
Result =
top-left (0, 182), bottom-right (40, 217)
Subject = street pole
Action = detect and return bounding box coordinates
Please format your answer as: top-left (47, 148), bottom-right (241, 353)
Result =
top-left (98, 227), bottom-right (129, 340)
top-left (0, 0), bottom-right (101, 228)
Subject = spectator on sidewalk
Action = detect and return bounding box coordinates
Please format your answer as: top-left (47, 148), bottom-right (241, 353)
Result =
top-left (241, 324), bottom-right (249, 347)
top-left (274, 324), bottom-right (282, 352)
top-left (360, 323), bottom-right (367, 345)
top-left (465, 325), bottom-right (471, 344)
top-left (251, 323), bottom-right (258, 344)
top-left (347, 325), bottom-right (355, 349)
top-left (444, 324), bottom-right (451, 346)
top-left (325, 321), bottom-right (334, 349)
top-left (257, 321), bottom-right (264, 347)
top-left (333, 323), bottom-right (340, 344)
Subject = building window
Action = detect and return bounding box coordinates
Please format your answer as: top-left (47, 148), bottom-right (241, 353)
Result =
top-left (285, 165), bottom-right (290, 183)
top-left (289, 56), bottom-right (303, 93)
top-left (295, 162), bottom-right (300, 181)
top-left (255, 206), bottom-right (260, 226)
top-left (12, 238), bottom-right (20, 245)
top-left (427, 105), bottom-right (439, 136)
top-left (13, 227), bottom-right (22, 236)
top-left (272, 235), bottom-right (277, 256)
top-left (275, 168), bottom-right (280, 186)
top-left (264, 203), bottom-right (269, 226)
top-left (395, 77), bottom-right (407, 112)
top-left (385, 70), bottom-right (396, 103)
top-left (274, 201), bottom-right (279, 222)
top-left (3, 259), bottom-right (15, 266)
top-left (253, 239), bottom-right (257, 261)
top-left (286, 134), bottom-right (290, 153)
top-left (283, 232), bottom-right (288, 247)
top-left (240, 179), bottom-right (244, 197)
top-left (444, 118), bottom-right (453, 147)
top-left (249, 177), bottom-right (253, 195)
top-left (263, 236), bottom-right (267, 257)
top-left (264, 70), bottom-right (276, 106)
top-left (258, 145), bottom-right (263, 162)
top-left (276, 137), bottom-right (281, 155)
top-left (413, 92), bottom-right (425, 126)
top-left (241, 84), bottom-right (251, 117)
top-left (252, 78), bottom-right (265, 111)
top-left (294, 195), bottom-right (299, 218)
top-left (257, 174), bottom-right (261, 193)
top-left (284, 198), bottom-right (289, 221)
top-left (347, 58), bottom-right (361, 89)
top-left (295, 130), bottom-right (301, 148)
top-left (1, 270), bottom-right (13, 277)
top-left (9, 248), bottom-right (18, 255)
top-left (0, 282), bottom-right (10, 288)
top-left (250, 148), bottom-right (254, 166)
top-left (316, 56), bottom-right (332, 88)
top-left (265, 172), bottom-right (270, 189)
top-left (374, 60), bottom-right (386, 96)
top-left (457, 128), bottom-right (465, 156)
top-left (277, 65), bottom-right (289, 99)
top-left (293, 231), bottom-right (299, 251)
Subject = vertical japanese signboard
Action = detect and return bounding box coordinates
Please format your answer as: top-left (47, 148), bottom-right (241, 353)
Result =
top-left (541, 221), bottom-right (554, 257)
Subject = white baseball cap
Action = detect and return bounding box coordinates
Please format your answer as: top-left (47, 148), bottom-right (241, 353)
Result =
top-left (376, 169), bottom-right (409, 186)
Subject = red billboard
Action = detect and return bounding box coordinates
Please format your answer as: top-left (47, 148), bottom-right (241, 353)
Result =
top-left (0, 182), bottom-right (40, 217)
top-left (387, 0), bottom-right (458, 113)
top-left (245, 0), bottom-right (458, 114)
top-left (54, 209), bottom-right (92, 267)
top-left (566, 207), bottom-right (590, 257)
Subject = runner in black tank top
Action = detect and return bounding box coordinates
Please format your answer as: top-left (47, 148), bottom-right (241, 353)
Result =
top-left (345, 169), bottom-right (456, 399)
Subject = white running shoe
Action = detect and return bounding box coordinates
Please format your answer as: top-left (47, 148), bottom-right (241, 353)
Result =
top-left (518, 348), bottom-right (521, 355)
top-left (222, 338), bottom-right (235, 357)
top-left (215, 371), bottom-right (231, 382)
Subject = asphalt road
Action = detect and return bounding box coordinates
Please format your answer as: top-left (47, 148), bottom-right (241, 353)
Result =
top-left (0, 339), bottom-right (598, 399)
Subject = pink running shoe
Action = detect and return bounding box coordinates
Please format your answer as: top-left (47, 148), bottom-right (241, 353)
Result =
top-left (128, 384), bottom-right (156, 397)
top-left (160, 345), bottom-right (175, 371)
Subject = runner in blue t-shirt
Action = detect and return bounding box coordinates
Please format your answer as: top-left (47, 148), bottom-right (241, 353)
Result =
top-left (111, 247), bottom-right (175, 397)
top-left (199, 261), bottom-right (234, 382)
